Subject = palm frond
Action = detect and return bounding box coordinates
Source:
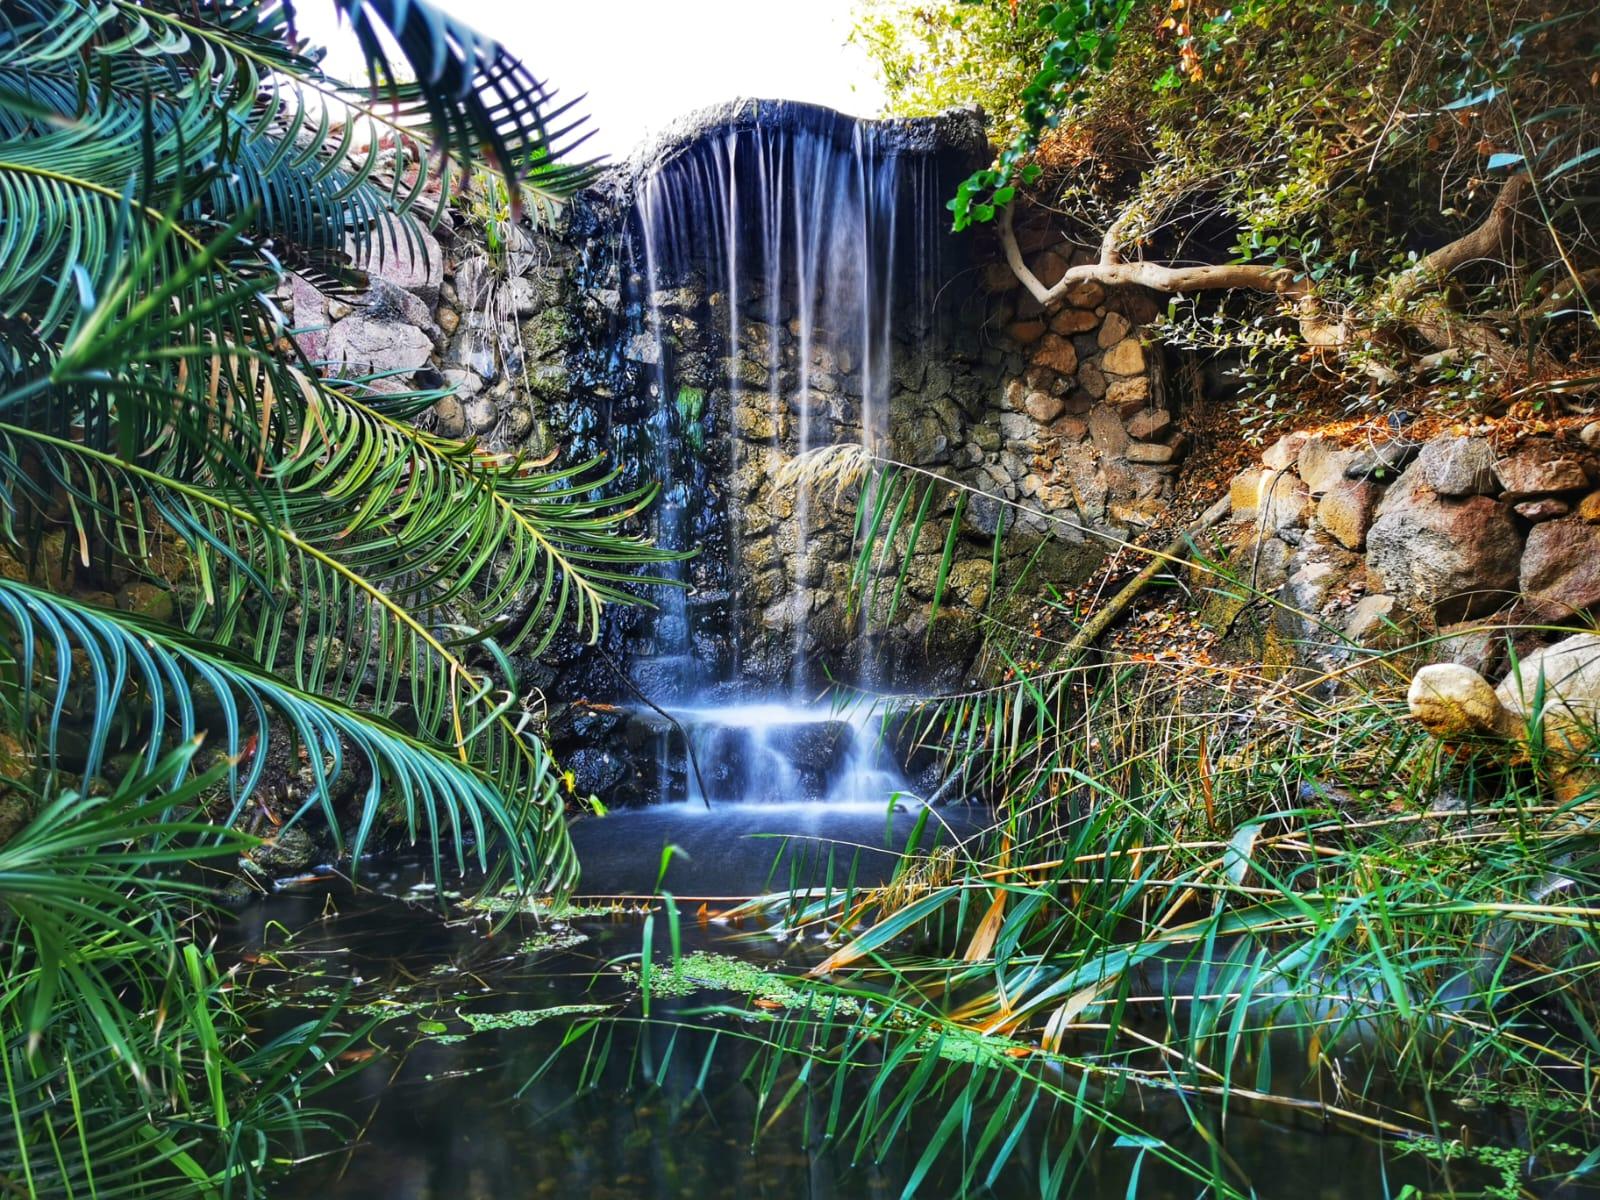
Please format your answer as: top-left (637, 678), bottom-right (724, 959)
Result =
top-left (0, 742), bottom-right (365, 1198)
top-left (0, 579), bottom-right (576, 889)
top-left (322, 0), bottom-right (603, 204)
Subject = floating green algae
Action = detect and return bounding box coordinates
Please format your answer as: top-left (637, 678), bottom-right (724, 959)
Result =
top-left (425, 1003), bottom-right (613, 1044)
top-left (516, 927), bottom-right (589, 955)
top-left (461, 890), bottom-right (623, 919)
top-left (627, 951), bottom-right (861, 1013)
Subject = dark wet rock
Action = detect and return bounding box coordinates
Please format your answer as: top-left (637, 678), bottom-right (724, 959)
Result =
top-left (768, 721), bottom-right (852, 784)
top-left (568, 747), bottom-right (628, 798)
top-left (621, 99), bottom-right (987, 188)
top-left (248, 825), bottom-right (318, 875)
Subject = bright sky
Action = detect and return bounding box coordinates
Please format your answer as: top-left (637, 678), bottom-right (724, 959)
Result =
top-left (296, 1), bottom-right (889, 163)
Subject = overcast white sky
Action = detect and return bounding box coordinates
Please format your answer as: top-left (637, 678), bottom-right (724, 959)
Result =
top-left (296, 1), bottom-right (889, 162)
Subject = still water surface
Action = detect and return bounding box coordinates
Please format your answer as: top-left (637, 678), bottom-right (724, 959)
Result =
top-left (240, 804), bottom-right (1590, 1199)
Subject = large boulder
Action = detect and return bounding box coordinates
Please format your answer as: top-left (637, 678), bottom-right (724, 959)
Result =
top-left (1409, 633), bottom-right (1600, 802)
top-left (1364, 463), bottom-right (1523, 621)
top-left (323, 315), bottom-right (435, 380)
top-left (289, 272), bottom-right (331, 360)
top-left (348, 214), bottom-right (444, 305)
top-left (1520, 519), bottom-right (1600, 619)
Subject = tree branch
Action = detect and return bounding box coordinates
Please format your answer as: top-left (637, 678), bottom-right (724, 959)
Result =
top-left (998, 201), bottom-right (1305, 307)
top-left (1388, 174), bottom-right (1530, 304)
top-left (997, 173), bottom-right (1547, 388)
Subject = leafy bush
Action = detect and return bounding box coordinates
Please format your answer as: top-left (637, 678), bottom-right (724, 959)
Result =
top-left (0, 1), bottom-right (661, 1192)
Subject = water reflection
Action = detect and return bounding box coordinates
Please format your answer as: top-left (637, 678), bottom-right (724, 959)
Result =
top-left (236, 824), bottom-right (1592, 1200)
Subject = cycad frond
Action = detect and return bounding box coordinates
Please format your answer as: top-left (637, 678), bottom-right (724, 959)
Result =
top-left (321, 0), bottom-right (603, 204)
top-left (0, 743), bottom-right (364, 1198)
top-left (0, 579), bottom-right (576, 889)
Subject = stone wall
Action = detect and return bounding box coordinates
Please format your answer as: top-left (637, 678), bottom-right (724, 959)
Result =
top-left (974, 208), bottom-right (1188, 539)
top-left (1211, 419), bottom-right (1600, 684)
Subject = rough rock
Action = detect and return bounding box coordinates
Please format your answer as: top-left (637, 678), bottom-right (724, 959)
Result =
top-left (1100, 337), bottom-right (1145, 376)
top-left (1284, 560), bottom-right (1341, 618)
top-left (1410, 633), bottom-right (1600, 802)
top-left (322, 316), bottom-right (435, 380)
top-left (1087, 404), bottom-right (1130, 455)
top-left (1408, 662), bottom-right (1515, 740)
top-left (1127, 441), bottom-right (1177, 465)
top-left (1096, 311), bottom-right (1130, 348)
top-left (1520, 519), bottom-right (1600, 619)
top-left (1050, 308), bottom-right (1099, 334)
top-left (1342, 438), bottom-right (1418, 482)
top-left (568, 747), bottom-right (627, 796)
top-left (1494, 443), bottom-right (1589, 501)
top-left (1436, 620), bottom-right (1506, 678)
top-left (1126, 409), bottom-right (1173, 441)
top-left (431, 396), bottom-right (468, 438)
top-left (289, 273), bottom-right (331, 359)
top-left (1316, 478), bottom-right (1383, 550)
top-left (1417, 435), bottom-right (1497, 497)
top-left (1048, 415), bottom-right (1088, 442)
top-left (1022, 390), bottom-right (1064, 422)
top-left (1495, 633), bottom-right (1600, 741)
top-left (1263, 432), bottom-right (1310, 472)
top-left (1063, 280), bottom-right (1104, 309)
top-left (1343, 593), bottom-right (1399, 645)
top-left (1105, 376), bottom-right (1149, 412)
top-left (349, 214), bottom-right (444, 305)
top-left (1032, 334), bottom-right (1077, 374)
top-left (1295, 435), bottom-right (1357, 496)
top-left (1255, 470), bottom-right (1312, 536)
top-left (1365, 463), bottom-right (1523, 621)
top-left (1230, 468), bottom-right (1266, 518)
top-left (362, 276), bottom-right (437, 335)
top-left (1514, 497), bottom-right (1570, 521)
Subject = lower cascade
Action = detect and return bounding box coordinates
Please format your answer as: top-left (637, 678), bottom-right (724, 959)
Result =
top-left (677, 702), bottom-right (910, 807)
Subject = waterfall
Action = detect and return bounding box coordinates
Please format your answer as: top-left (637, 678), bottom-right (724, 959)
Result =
top-left (627, 103), bottom-right (943, 688)
top-left (606, 101), bottom-right (967, 808)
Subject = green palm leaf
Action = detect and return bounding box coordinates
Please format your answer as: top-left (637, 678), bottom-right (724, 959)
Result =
top-left (1, 743), bottom-right (365, 1198)
top-left (0, 579), bottom-right (576, 889)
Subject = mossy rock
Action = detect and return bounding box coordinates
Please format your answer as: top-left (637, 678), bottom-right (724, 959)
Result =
top-left (520, 306), bottom-right (571, 359)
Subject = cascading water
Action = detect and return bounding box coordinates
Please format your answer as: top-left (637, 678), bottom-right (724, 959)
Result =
top-left (603, 101), bottom-right (972, 810)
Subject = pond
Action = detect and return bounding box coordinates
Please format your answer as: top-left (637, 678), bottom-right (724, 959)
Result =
top-left (233, 802), bottom-right (1593, 1200)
